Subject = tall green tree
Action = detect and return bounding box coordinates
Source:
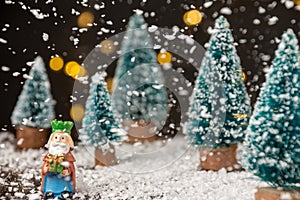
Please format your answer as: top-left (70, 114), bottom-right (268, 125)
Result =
top-left (243, 29), bottom-right (300, 187)
top-left (80, 72), bottom-right (127, 149)
top-left (186, 16), bottom-right (251, 148)
top-left (11, 56), bottom-right (55, 128)
top-left (112, 13), bottom-right (168, 126)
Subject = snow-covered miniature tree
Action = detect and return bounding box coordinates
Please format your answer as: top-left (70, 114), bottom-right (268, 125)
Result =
top-left (243, 29), bottom-right (300, 187)
top-left (80, 72), bottom-right (127, 149)
top-left (185, 54), bottom-right (211, 144)
top-left (11, 56), bottom-right (55, 128)
top-left (186, 16), bottom-right (251, 148)
top-left (112, 13), bottom-right (167, 126)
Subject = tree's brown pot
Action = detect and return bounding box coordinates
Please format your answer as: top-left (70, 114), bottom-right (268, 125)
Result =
top-left (95, 145), bottom-right (117, 166)
top-left (16, 126), bottom-right (50, 149)
top-left (123, 120), bottom-right (158, 143)
top-left (198, 144), bottom-right (241, 171)
top-left (255, 187), bottom-right (300, 200)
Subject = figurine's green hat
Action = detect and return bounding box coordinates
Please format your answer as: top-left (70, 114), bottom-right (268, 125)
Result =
top-left (51, 120), bottom-right (73, 134)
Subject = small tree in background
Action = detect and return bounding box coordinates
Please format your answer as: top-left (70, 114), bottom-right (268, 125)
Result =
top-left (80, 72), bottom-right (127, 166)
top-left (185, 16), bottom-right (251, 171)
top-left (11, 56), bottom-right (55, 149)
top-left (243, 29), bottom-right (300, 198)
top-left (112, 13), bottom-right (168, 142)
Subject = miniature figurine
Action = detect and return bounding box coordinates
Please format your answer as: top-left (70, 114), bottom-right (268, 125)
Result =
top-left (41, 120), bottom-right (76, 199)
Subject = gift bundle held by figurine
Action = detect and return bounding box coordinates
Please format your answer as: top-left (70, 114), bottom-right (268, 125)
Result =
top-left (41, 120), bottom-right (76, 199)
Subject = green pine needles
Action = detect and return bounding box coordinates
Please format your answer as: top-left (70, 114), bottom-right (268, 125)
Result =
top-left (185, 16), bottom-right (251, 148)
top-left (243, 29), bottom-right (300, 188)
top-left (112, 13), bottom-right (168, 126)
top-left (11, 56), bottom-right (55, 128)
top-left (80, 72), bottom-right (127, 149)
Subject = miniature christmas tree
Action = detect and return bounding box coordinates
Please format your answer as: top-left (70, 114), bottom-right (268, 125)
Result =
top-left (185, 53), bottom-right (211, 144)
top-left (11, 56), bottom-right (55, 128)
top-left (80, 72), bottom-right (126, 148)
top-left (186, 16), bottom-right (251, 148)
top-left (112, 13), bottom-right (168, 128)
top-left (80, 72), bottom-right (126, 165)
top-left (243, 29), bottom-right (300, 189)
top-left (185, 16), bottom-right (251, 171)
top-left (11, 56), bottom-right (55, 148)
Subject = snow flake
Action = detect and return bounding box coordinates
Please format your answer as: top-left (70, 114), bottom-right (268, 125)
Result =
top-left (253, 19), bottom-right (261, 25)
top-left (148, 25), bottom-right (158, 32)
top-left (190, 45), bottom-right (196, 54)
top-left (268, 16), bottom-right (279, 26)
top-left (284, 0), bottom-right (294, 9)
top-left (163, 33), bottom-right (176, 41)
top-left (5, 0), bottom-right (15, 4)
top-left (94, 3), bottom-right (105, 10)
top-left (101, 27), bottom-right (110, 33)
top-left (260, 54), bottom-right (271, 61)
top-left (23, 74), bottom-right (33, 80)
top-left (134, 9), bottom-right (144, 15)
top-left (29, 9), bottom-right (49, 19)
top-left (106, 20), bottom-right (113, 25)
top-left (219, 98), bottom-right (226, 104)
top-left (258, 6), bottom-right (266, 14)
top-left (220, 55), bottom-right (229, 62)
top-left (220, 7), bottom-right (232, 15)
top-left (0, 38), bottom-right (8, 44)
top-left (71, 8), bottom-right (80, 16)
top-left (42, 33), bottom-right (49, 41)
top-left (12, 72), bottom-right (20, 77)
top-left (1, 66), bottom-right (10, 71)
top-left (203, 1), bottom-right (213, 8)
top-left (239, 39), bottom-right (247, 44)
top-left (152, 84), bottom-right (164, 89)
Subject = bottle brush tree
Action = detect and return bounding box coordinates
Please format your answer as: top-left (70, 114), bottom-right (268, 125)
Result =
top-left (185, 16), bottom-right (251, 171)
top-left (80, 72), bottom-right (127, 166)
top-left (112, 13), bottom-right (168, 142)
top-left (243, 29), bottom-right (300, 195)
top-left (11, 56), bottom-right (55, 148)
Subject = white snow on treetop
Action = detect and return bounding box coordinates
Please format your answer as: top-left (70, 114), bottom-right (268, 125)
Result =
top-left (214, 15), bottom-right (230, 29)
top-left (134, 9), bottom-right (144, 15)
top-left (32, 56), bottom-right (47, 72)
top-left (91, 72), bottom-right (107, 83)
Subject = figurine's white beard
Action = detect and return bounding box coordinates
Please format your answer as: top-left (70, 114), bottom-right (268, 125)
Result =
top-left (48, 142), bottom-right (70, 155)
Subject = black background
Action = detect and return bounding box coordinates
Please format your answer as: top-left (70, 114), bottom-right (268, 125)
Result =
top-left (0, 0), bottom-right (299, 138)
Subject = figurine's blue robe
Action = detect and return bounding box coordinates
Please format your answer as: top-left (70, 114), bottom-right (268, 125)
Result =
top-left (43, 173), bottom-right (74, 198)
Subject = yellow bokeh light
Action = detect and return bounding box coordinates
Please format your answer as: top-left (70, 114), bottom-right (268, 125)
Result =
top-left (106, 78), bottom-right (114, 93)
top-left (294, 0), bottom-right (300, 5)
top-left (183, 10), bottom-right (202, 26)
top-left (157, 51), bottom-right (172, 64)
top-left (77, 11), bottom-right (94, 28)
top-left (235, 70), bottom-right (247, 81)
top-left (65, 61), bottom-right (87, 79)
top-left (100, 40), bottom-right (116, 54)
top-left (70, 104), bottom-right (85, 122)
top-left (49, 56), bottom-right (64, 71)
top-left (77, 66), bottom-right (87, 78)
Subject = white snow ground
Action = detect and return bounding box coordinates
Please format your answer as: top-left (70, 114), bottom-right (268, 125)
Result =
top-left (0, 132), bottom-right (263, 200)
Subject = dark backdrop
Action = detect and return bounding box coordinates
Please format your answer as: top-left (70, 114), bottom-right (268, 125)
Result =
top-left (0, 0), bottom-right (299, 137)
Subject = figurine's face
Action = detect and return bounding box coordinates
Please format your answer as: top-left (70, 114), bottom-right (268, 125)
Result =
top-left (48, 132), bottom-right (71, 155)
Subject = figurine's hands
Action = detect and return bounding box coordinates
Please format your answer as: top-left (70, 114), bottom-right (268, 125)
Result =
top-left (42, 163), bottom-right (49, 174)
top-left (61, 168), bottom-right (71, 176)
